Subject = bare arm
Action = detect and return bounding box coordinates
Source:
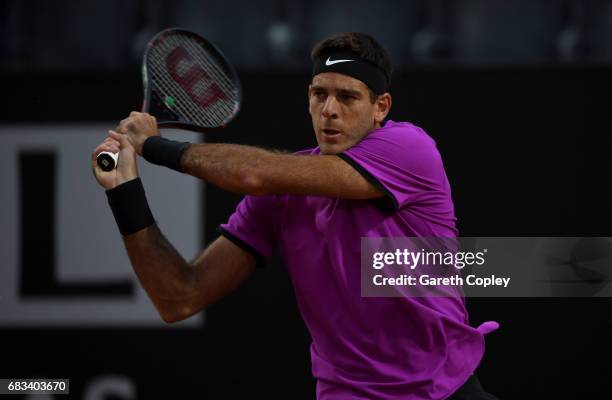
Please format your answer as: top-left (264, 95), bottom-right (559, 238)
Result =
top-left (181, 143), bottom-right (384, 198)
top-left (115, 111), bottom-right (384, 199)
top-left (92, 130), bottom-right (256, 324)
top-left (123, 226), bottom-right (256, 323)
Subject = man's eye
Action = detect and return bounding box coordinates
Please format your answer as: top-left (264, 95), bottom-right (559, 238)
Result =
top-left (313, 91), bottom-right (325, 99)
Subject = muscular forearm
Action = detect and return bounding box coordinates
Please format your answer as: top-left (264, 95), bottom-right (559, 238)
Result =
top-left (122, 224), bottom-right (200, 321)
top-left (181, 143), bottom-right (283, 195)
top-left (180, 143), bottom-right (380, 199)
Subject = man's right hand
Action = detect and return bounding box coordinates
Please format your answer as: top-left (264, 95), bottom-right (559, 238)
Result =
top-left (91, 130), bottom-right (139, 190)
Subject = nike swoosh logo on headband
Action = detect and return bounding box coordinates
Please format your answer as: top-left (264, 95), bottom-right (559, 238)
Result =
top-left (325, 56), bottom-right (354, 66)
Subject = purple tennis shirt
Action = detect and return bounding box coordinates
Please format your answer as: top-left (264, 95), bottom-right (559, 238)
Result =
top-left (219, 120), bottom-right (498, 399)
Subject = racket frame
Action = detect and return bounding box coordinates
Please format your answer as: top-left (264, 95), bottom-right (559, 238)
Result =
top-left (141, 28), bottom-right (242, 132)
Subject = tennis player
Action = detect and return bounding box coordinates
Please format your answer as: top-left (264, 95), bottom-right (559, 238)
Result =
top-left (92, 32), bottom-right (499, 400)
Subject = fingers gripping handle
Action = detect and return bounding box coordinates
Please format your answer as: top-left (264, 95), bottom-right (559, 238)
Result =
top-left (97, 151), bottom-right (119, 171)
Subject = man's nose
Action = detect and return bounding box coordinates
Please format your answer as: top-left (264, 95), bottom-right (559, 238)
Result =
top-left (321, 96), bottom-right (338, 119)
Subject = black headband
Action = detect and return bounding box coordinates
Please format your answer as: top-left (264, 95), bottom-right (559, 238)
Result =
top-left (312, 52), bottom-right (389, 95)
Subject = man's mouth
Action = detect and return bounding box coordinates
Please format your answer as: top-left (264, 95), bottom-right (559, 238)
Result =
top-left (322, 128), bottom-right (341, 137)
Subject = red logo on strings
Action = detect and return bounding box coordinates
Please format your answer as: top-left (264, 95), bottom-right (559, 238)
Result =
top-left (166, 46), bottom-right (228, 109)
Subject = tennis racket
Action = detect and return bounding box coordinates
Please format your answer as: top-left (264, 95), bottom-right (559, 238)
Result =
top-left (97, 28), bottom-right (242, 171)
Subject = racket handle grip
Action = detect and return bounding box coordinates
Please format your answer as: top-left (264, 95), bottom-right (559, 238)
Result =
top-left (97, 151), bottom-right (119, 172)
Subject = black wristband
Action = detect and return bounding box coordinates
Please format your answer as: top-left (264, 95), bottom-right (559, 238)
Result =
top-left (142, 136), bottom-right (190, 172)
top-left (106, 177), bottom-right (155, 236)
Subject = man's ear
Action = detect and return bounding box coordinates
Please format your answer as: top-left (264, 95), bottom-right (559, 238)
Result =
top-left (374, 93), bottom-right (392, 125)
top-left (307, 84), bottom-right (313, 115)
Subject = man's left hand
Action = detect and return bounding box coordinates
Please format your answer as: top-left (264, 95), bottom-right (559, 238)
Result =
top-left (116, 111), bottom-right (160, 155)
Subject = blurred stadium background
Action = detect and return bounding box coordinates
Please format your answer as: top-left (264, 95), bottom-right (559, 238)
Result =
top-left (3, 0), bottom-right (612, 68)
top-left (1, 0), bottom-right (611, 399)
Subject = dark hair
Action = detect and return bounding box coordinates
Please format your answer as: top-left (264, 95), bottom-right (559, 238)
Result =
top-left (311, 32), bottom-right (393, 90)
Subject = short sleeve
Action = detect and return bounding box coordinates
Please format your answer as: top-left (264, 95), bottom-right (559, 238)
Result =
top-left (338, 121), bottom-right (447, 210)
top-left (218, 195), bottom-right (276, 267)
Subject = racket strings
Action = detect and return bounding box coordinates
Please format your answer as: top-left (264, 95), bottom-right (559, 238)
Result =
top-left (182, 40), bottom-right (236, 95)
top-left (151, 59), bottom-right (224, 126)
top-left (149, 42), bottom-right (227, 126)
top-left (148, 34), bottom-right (239, 127)
top-left (167, 37), bottom-right (237, 121)
top-left (148, 45), bottom-right (209, 124)
top-left (180, 41), bottom-right (238, 122)
top-left (181, 39), bottom-right (238, 118)
top-left (154, 35), bottom-right (238, 116)
top-left (149, 60), bottom-right (213, 125)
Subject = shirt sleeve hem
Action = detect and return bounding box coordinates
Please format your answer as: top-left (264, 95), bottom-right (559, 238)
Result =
top-left (337, 153), bottom-right (400, 210)
top-left (216, 226), bottom-right (267, 268)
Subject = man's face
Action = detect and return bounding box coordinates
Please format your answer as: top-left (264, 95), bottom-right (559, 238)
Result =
top-left (309, 72), bottom-right (387, 155)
